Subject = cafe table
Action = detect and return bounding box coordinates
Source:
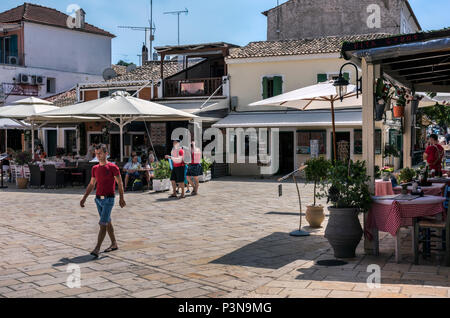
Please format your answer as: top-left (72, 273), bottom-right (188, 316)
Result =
top-left (375, 179), bottom-right (394, 196)
top-left (365, 195), bottom-right (446, 263)
top-left (393, 183), bottom-right (446, 196)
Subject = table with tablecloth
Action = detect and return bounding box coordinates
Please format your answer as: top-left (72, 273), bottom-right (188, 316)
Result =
top-left (375, 180), bottom-right (394, 196)
top-left (393, 183), bottom-right (446, 196)
top-left (365, 196), bottom-right (446, 263)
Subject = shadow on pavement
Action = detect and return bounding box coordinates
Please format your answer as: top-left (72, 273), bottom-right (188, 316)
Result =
top-left (53, 255), bottom-right (109, 266)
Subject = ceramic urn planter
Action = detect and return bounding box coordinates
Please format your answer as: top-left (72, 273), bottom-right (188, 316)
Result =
top-left (305, 205), bottom-right (325, 228)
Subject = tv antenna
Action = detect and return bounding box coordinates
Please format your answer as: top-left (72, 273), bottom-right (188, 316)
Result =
top-left (164, 8), bottom-right (188, 45)
top-left (118, 0), bottom-right (156, 61)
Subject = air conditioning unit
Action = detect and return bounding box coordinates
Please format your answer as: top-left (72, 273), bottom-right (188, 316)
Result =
top-left (231, 96), bottom-right (238, 111)
top-left (8, 56), bottom-right (19, 65)
top-left (32, 75), bottom-right (45, 85)
top-left (19, 74), bottom-right (32, 84)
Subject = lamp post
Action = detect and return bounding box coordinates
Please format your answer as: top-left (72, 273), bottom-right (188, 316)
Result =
top-left (333, 62), bottom-right (362, 102)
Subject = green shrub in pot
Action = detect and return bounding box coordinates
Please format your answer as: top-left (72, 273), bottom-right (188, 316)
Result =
top-left (154, 160), bottom-right (171, 180)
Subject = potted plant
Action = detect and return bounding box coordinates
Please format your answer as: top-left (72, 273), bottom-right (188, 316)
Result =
top-left (304, 157), bottom-right (331, 228)
top-left (393, 87), bottom-right (407, 118)
top-left (381, 166), bottom-right (394, 181)
top-left (198, 157), bottom-right (212, 183)
top-left (318, 160), bottom-right (372, 258)
top-left (375, 79), bottom-right (394, 121)
top-left (13, 151), bottom-right (32, 189)
top-left (398, 167), bottom-right (416, 194)
top-left (152, 159), bottom-right (171, 192)
top-left (383, 143), bottom-right (400, 167)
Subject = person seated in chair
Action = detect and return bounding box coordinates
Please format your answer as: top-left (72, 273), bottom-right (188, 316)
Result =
top-left (128, 151), bottom-right (142, 163)
top-left (144, 154), bottom-right (156, 190)
top-left (123, 155), bottom-right (142, 191)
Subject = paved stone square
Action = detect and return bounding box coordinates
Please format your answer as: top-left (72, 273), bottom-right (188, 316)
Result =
top-left (1, 177), bottom-right (450, 298)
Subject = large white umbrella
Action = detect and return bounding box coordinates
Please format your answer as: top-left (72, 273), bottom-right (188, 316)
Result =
top-left (0, 97), bottom-right (59, 155)
top-left (250, 81), bottom-right (361, 161)
top-left (35, 91), bottom-right (198, 161)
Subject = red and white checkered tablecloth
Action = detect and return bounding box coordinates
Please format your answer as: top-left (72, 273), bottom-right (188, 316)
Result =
top-left (366, 196), bottom-right (446, 238)
top-left (393, 184), bottom-right (446, 196)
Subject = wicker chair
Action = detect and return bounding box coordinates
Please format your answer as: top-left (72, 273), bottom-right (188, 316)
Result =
top-left (28, 164), bottom-right (44, 188)
top-left (44, 165), bottom-right (65, 189)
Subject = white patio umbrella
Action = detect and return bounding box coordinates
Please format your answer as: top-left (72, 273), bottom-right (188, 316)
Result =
top-left (0, 97), bottom-right (59, 155)
top-left (250, 81), bottom-right (361, 161)
top-left (34, 91), bottom-right (198, 161)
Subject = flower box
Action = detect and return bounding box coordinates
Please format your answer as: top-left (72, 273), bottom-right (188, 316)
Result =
top-left (152, 178), bottom-right (171, 192)
top-left (198, 170), bottom-right (211, 183)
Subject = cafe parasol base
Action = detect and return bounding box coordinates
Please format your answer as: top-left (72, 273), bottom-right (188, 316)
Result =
top-left (289, 229), bottom-right (310, 237)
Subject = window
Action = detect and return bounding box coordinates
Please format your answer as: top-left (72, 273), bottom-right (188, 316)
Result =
top-left (262, 76), bottom-right (283, 99)
top-left (0, 35), bottom-right (18, 64)
top-left (99, 91), bottom-right (109, 98)
top-left (46, 78), bottom-right (56, 94)
top-left (317, 73), bottom-right (349, 83)
top-left (297, 130), bottom-right (326, 154)
top-left (354, 129), bottom-right (382, 155)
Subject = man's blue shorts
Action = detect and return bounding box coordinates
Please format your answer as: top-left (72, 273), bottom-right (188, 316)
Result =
top-left (95, 197), bottom-right (115, 226)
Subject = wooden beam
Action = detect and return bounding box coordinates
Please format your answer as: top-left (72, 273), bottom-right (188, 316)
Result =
top-left (382, 51), bottom-right (450, 65)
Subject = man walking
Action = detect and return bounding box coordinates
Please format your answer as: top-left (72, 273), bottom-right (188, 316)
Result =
top-left (165, 139), bottom-right (186, 199)
top-left (80, 144), bottom-right (126, 258)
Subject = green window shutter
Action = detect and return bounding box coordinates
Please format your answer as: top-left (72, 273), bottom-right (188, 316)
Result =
top-left (343, 72), bottom-right (350, 81)
top-left (10, 35), bottom-right (18, 57)
top-left (273, 76), bottom-right (283, 97)
top-left (317, 73), bottom-right (327, 83)
top-left (262, 77), bottom-right (269, 99)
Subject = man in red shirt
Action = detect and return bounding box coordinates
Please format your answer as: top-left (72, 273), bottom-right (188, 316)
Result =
top-left (424, 134), bottom-right (445, 176)
top-left (80, 144), bottom-right (126, 258)
top-left (165, 139), bottom-right (186, 199)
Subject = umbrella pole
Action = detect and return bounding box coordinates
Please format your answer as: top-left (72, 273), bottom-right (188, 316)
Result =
top-left (31, 121), bottom-right (35, 157)
top-left (120, 116), bottom-right (124, 163)
top-left (5, 129), bottom-right (7, 152)
top-left (289, 174), bottom-right (310, 237)
top-left (331, 99), bottom-right (337, 163)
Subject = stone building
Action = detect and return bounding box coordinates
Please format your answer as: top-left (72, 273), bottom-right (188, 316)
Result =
top-left (264, 0), bottom-right (421, 41)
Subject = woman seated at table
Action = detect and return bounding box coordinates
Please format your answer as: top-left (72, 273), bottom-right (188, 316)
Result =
top-left (123, 155), bottom-right (142, 190)
top-left (34, 144), bottom-right (47, 161)
top-left (143, 154), bottom-right (156, 190)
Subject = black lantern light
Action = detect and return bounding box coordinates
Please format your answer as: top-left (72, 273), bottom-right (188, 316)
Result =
top-left (333, 62), bottom-right (363, 102)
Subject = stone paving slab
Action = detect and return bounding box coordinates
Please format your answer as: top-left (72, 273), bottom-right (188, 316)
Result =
top-left (1, 177), bottom-right (450, 298)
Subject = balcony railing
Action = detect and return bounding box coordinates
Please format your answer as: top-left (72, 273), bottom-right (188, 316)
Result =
top-left (164, 77), bottom-right (223, 98)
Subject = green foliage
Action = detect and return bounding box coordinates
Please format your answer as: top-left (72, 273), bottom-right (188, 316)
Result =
top-left (374, 166), bottom-right (381, 179)
top-left (201, 157), bottom-right (212, 173)
top-left (13, 151), bottom-right (32, 166)
top-left (154, 160), bottom-right (171, 180)
top-left (398, 167), bottom-right (416, 183)
top-left (395, 87), bottom-right (407, 106)
top-left (317, 160), bottom-right (372, 212)
top-left (420, 104), bottom-right (450, 127)
top-left (384, 144), bottom-right (400, 158)
top-left (116, 60), bottom-right (132, 67)
top-left (375, 78), bottom-right (394, 103)
top-left (305, 157), bottom-right (332, 206)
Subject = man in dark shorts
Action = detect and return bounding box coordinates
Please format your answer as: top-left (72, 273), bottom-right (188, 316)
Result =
top-left (424, 134), bottom-right (445, 177)
top-left (165, 139), bottom-right (186, 199)
top-left (80, 144), bottom-right (126, 258)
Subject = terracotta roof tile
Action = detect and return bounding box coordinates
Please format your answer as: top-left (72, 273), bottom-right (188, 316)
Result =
top-left (45, 88), bottom-right (77, 107)
top-left (0, 3), bottom-right (114, 37)
top-left (227, 33), bottom-right (392, 59)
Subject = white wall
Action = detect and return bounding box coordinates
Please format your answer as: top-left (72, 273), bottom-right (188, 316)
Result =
top-left (23, 22), bottom-right (112, 75)
top-left (0, 63), bottom-right (102, 104)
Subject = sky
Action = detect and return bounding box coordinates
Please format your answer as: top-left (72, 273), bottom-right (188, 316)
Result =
top-left (1, 0), bottom-right (449, 66)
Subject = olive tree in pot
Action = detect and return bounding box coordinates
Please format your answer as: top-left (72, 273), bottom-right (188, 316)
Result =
top-left (318, 160), bottom-right (372, 258)
top-left (13, 151), bottom-right (32, 189)
top-left (304, 157), bottom-right (331, 228)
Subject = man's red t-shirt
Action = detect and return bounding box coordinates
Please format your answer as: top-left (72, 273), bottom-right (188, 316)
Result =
top-left (92, 162), bottom-right (120, 196)
top-left (425, 144), bottom-right (444, 171)
top-left (171, 148), bottom-right (185, 167)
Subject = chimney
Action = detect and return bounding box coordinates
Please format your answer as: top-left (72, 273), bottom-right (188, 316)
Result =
top-left (75, 9), bottom-right (86, 29)
top-left (142, 44), bottom-right (149, 64)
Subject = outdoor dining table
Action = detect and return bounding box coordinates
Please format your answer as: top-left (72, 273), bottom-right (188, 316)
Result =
top-left (393, 183), bottom-right (446, 196)
top-left (365, 195), bottom-right (446, 263)
top-left (427, 177), bottom-right (450, 187)
top-left (375, 179), bottom-right (394, 196)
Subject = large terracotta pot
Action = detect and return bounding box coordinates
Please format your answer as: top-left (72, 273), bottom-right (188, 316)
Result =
top-left (17, 177), bottom-right (28, 189)
top-left (325, 207), bottom-right (362, 258)
top-left (393, 105), bottom-right (405, 118)
top-left (306, 205), bottom-right (325, 228)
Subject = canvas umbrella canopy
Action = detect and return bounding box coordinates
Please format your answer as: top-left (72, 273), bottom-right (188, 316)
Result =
top-left (249, 81), bottom-right (361, 161)
top-left (35, 91), bottom-right (198, 161)
top-left (0, 97), bottom-right (60, 155)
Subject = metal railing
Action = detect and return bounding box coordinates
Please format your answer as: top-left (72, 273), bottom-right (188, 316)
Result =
top-left (164, 77), bottom-right (223, 98)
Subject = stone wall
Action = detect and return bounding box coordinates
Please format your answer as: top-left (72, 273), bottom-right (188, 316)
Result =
top-left (266, 0), bottom-right (420, 41)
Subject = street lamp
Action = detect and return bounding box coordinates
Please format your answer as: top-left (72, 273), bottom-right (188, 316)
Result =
top-left (333, 62), bottom-right (362, 102)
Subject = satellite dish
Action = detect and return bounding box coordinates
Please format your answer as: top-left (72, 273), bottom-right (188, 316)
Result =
top-left (102, 68), bottom-right (117, 81)
top-left (126, 63), bottom-right (137, 73)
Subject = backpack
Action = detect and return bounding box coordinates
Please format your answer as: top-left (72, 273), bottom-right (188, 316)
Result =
top-left (132, 178), bottom-right (143, 191)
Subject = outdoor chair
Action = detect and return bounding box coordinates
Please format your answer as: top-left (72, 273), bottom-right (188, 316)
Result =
top-left (44, 165), bottom-right (65, 189)
top-left (28, 164), bottom-right (44, 188)
top-left (69, 169), bottom-right (84, 187)
top-left (413, 204), bottom-right (450, 266)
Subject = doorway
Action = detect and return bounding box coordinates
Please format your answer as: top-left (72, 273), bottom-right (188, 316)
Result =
top-left (278, 131), bottom-right (294, 175)
top-left (46, 130), bottom-right (57, 157)
top-left (331, 132), bottom-right (351, 162)
top-left (110, 134), bottom-right (121, 161)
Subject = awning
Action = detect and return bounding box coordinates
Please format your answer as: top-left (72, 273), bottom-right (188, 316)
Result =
top-left (158, 101), bottom-right (229, 122)
top-left (212, 109), bottom-right (362, 128)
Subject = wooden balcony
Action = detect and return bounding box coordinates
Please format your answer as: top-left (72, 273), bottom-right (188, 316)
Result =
top-left (164, 77), bottom-right (223, 98)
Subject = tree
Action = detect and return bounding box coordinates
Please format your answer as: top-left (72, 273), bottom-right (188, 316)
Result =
top-left (420, 104), bottom-right (450, 130)
top-left (116, 60), bottom-right (132, 67)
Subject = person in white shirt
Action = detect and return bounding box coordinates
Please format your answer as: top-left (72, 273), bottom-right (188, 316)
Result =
top-left (123, 156), bottom-right (142, 190)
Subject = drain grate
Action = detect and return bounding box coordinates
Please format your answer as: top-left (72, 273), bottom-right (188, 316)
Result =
top-left (315, 259), bottom-right (348, 267)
